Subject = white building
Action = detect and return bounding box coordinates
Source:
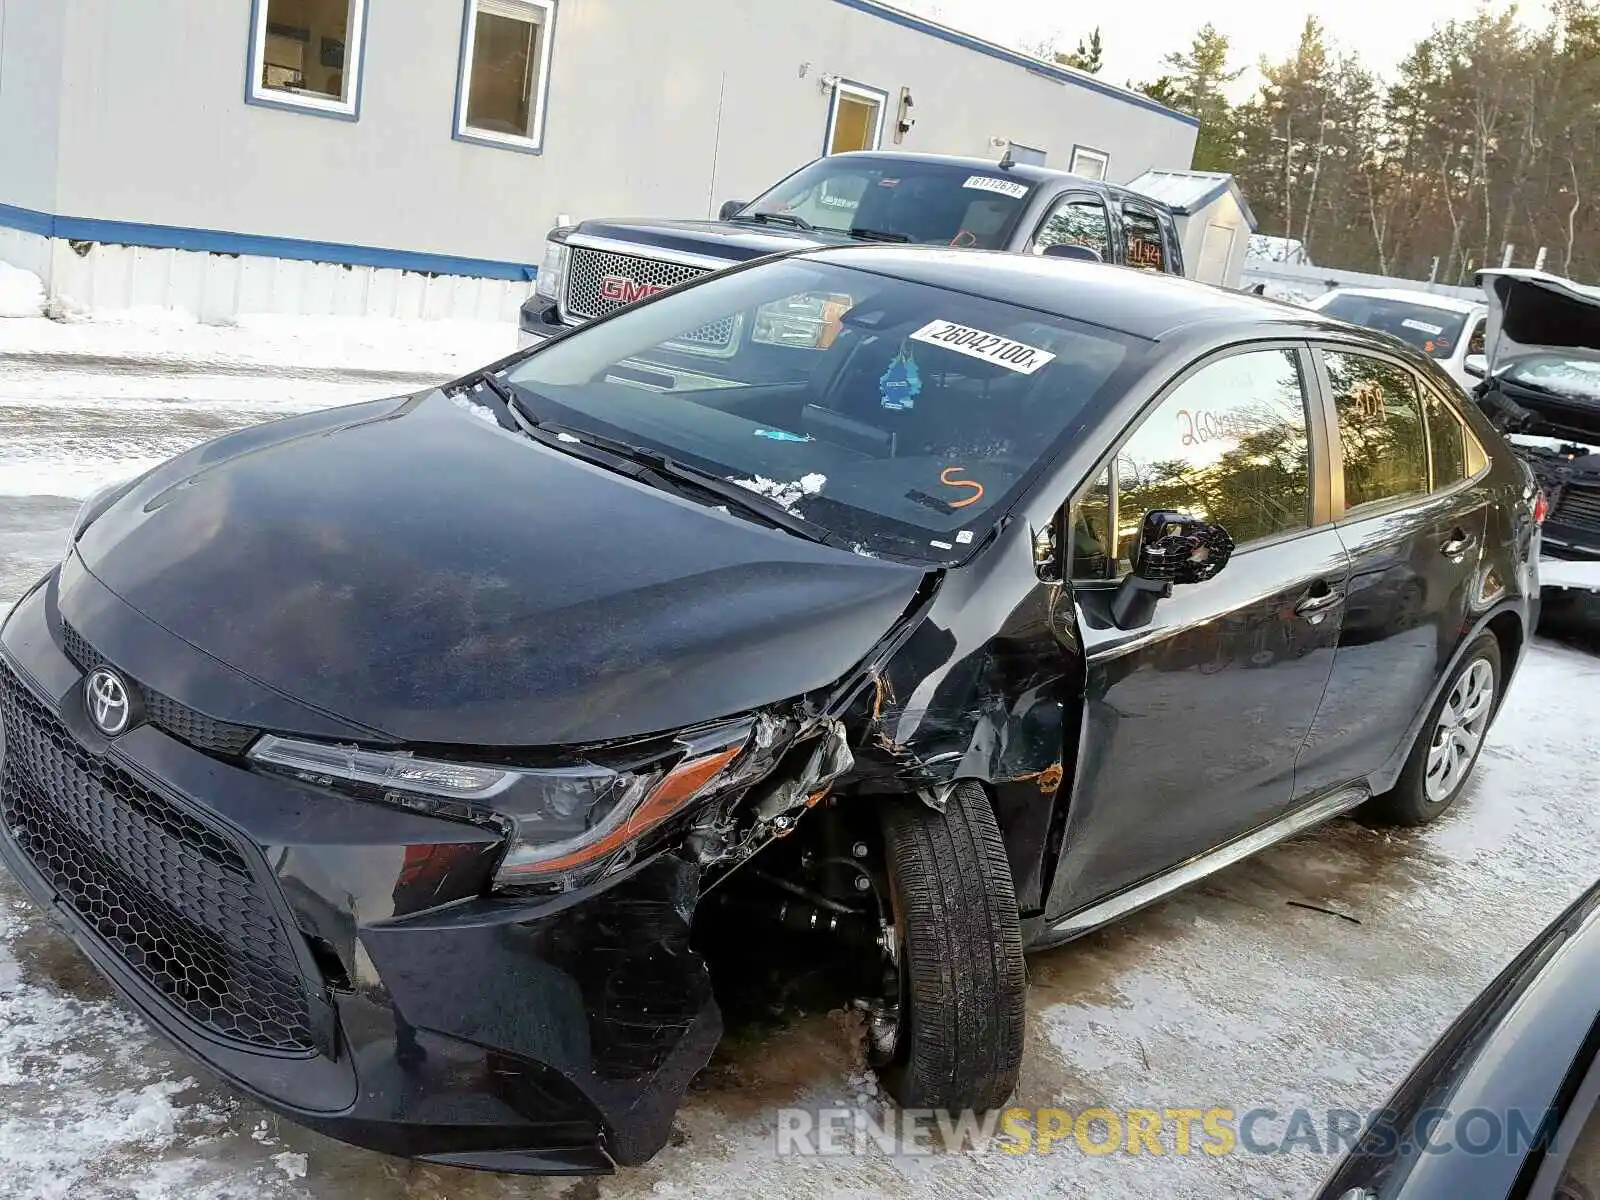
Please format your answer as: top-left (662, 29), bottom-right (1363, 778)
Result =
top-left (0, 0), bottom-right (1200, 321)
top-left (1125, 169), bottom-right (1257, 289)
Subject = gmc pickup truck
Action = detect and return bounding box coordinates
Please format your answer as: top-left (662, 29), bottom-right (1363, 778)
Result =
top-left (518, 150), bottom-right (1187, 349)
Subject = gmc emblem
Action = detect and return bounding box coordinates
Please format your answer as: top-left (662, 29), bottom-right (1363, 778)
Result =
top-left (600, 275), bottom-right (669, 304)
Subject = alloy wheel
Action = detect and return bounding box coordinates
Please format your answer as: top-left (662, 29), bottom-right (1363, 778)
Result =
top-left (1425, 657), bottom-right (1495, 804)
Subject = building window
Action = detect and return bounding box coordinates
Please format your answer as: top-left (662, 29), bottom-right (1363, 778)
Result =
top-left (1070, 145), bottom-right (1110, 180)
top-left (248, 0), bottom-right (366, 118)
top-left (455, 0), bottom-right (557, 151)
top-left (825, 81), bottom-right (888, 155)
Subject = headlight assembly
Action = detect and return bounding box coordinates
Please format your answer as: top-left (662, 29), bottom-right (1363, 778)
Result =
top-left (534, 239), bottom-right (570, 303)
top-left (65, 475), bottom-right (141, 559)
top-left (248, 721), bottom-right (757, 891)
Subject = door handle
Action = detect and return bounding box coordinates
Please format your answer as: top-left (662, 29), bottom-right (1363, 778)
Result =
top-left (1294, 585), bottom-right (1345, 617)
top-left (1440, 529), bottom-right (1478, 557)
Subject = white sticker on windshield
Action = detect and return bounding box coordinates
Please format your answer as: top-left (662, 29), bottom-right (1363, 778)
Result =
top-left (963, 175), bottom-right (1030, 199)
top-left (1401, 318), bottom-right (1445, 336)
top-left (910, 320), bottom-right (1058, 375)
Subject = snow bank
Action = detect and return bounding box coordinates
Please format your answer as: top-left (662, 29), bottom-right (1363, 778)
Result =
top-left (0, 264), bottom-right (45, 320)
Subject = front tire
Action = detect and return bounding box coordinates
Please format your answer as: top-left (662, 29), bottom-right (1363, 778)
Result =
top-left (871, 781), bottom-right (1026, 1111)
top-left (1361, 632), bottom-right (1502, 826)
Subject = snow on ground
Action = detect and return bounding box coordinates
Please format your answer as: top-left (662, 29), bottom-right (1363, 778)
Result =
top-left (0, 266), bottom-right (45, 320)
top-left (0, 312), bottom-right (1598, 1198)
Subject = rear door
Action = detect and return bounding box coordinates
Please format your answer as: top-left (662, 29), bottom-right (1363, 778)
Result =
top-left (1294, 346), bottom-right (1493, 798)
top-left (1046, 343), bottom-right (1351, 917)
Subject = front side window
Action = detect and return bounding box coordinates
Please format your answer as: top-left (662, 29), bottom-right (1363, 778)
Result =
top-left (739, 157), bottom-right (1036, 249)
top-left (1325, 351), bottom-right (1430, 510)
top-left (249, 0), bottom-right (365, 117)
top-left (1034, 196), bottom-right (1111, 261)
top-left (1467, 318), bottom-right (1487, 357)
top-left (1069, 350), bottom-right (1314, 580)
top-left (1122, 207), bottom-right (1168, 273)
top-left (503, 259), bottom-right (1149, 562)
top-left (456, 0), bottom-right (556, 150)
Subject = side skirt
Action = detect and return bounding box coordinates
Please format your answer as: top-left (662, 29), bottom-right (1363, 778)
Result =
top-left (1022, 784), bottom-right (1371, 952)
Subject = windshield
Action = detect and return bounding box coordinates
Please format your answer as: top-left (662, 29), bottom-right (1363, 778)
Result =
top-left (1500, 351), bottom-right (1600, 401)
top-left (502, 258), bottom-right (1147, 562)
top-left (1319, 294), bottom-right (1469, 359)
top-left (738, 158), bottom-right (1036, 249)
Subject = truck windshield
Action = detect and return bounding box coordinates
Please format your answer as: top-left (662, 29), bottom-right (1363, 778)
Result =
top-left (738, 158), bottom-right (1036, 249)
top-left (502, 257), bottom-right (1148, 562)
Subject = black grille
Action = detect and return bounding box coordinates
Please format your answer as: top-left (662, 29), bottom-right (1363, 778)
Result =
top-left (0, 662), bottom-right (320, 1052)
top-left (59, 624), bottom-right (258, 756)
top-left (1553, 483), bottom-right (1600, 533)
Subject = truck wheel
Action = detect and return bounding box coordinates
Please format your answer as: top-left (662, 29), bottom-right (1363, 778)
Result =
top-left (1361, 632), bottom-right (1502, 826)
top-left (869, 780), bottom-right (1026, 1111)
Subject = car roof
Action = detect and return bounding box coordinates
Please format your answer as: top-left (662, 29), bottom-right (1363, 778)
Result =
top-left (1318, 287), bottom-right (1484, 315)
top-left (797, 245), bottom-right (1351, 342)
top-left (825, 150), bottom-right (1140, 196)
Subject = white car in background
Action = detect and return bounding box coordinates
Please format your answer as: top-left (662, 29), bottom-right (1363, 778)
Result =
top-left (1306, 287), bottom-right (1489, 393)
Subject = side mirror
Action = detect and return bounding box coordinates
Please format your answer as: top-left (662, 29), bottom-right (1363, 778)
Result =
top-left (719, 199), bottom-right (747, 221)
top-left (1110, 511), bottom-right (1235, 630)
top-left (1464, 354), bottom-right (1487, 379)
top-left (1042, 242), bottom-right (1104, 262)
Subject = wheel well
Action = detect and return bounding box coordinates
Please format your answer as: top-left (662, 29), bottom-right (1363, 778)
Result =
top-left (1486, 610), bottom-right (1523, 683)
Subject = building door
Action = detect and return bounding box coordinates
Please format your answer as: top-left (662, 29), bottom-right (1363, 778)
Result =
top-left (1197, 222), bottom-right (1237, 285)
top-left (826, 81), bottom-right (887, 155)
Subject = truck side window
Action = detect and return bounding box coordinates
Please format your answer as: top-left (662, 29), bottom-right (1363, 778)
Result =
top-left (1034, 196), bottom-right (1111, 262)
top-left (1121, 207), bottom-right (1167, 273)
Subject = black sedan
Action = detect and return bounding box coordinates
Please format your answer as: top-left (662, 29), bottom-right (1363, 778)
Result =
top-left (1317, 878), bottom-right (1600, 1200)
top-left (0, 247), bottom-right (1542, 1174)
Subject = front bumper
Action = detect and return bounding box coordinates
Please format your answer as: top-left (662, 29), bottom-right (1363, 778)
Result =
top-left (0, 570), bottom-right (720, 1174)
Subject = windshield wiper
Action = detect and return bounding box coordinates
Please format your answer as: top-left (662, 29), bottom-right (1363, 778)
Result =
top-left (728, 211), bottom-right (816, 232)
top-left (848, 227), bottom-right (912, 243)
top-left (508, 416), bottom-right (846, 548)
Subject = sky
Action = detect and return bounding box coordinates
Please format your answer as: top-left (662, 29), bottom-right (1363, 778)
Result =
top-left (898, 0), bottom-right (1550, 101)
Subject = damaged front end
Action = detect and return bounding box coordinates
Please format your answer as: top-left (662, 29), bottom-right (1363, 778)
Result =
top-left (1475, 269), bottom-right (1600, 591)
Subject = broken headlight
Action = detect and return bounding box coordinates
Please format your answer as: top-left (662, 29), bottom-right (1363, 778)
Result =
top-left (248, 722), bottom-right (756, 890)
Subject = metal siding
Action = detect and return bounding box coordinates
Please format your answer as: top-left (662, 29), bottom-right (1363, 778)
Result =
top-left (0, 0), bottom-right (66, 214)
top-left (44, 0), bottom-right (1197, 272)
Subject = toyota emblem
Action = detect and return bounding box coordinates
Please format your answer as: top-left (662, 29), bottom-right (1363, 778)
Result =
top-left (85, 668), bottom-right (134, 737)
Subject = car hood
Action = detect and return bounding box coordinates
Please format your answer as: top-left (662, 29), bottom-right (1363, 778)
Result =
top-left (571, 217), bottom-right (846, 264)
top-left (73, 391), bottom-right (928, 747)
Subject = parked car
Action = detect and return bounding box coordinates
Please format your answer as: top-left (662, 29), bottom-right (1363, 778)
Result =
top-left (1, 247), bottom-right (1539, 1175)
top-left (518, 150), bottom-right (1188, 349)
top-left (1316, 877), bottom-right (1600, 1200)
top-left (1470, 268), bottom-right (1600, 610)
top-left (1306, 287), bottom-right (1489, 393)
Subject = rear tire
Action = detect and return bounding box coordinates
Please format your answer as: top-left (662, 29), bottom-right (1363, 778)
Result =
top-left (1361, 632), bottom-right (1501, 826)
top-left (872, 781), bottom-right (1026, 1111)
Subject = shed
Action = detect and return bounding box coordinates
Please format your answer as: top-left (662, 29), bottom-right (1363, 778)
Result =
top-left (1126, 170), bottom-right (1259, 288)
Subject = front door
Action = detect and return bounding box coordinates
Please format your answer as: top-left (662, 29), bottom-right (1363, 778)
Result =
top-left (1294, 349), bottom-right (1492, 797)
top-left (1047, 345), bottom-right (1350, 918)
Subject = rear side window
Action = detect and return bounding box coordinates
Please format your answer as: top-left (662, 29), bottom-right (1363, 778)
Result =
top-left (1121, 207), bottom-right (1168, 273)
top-left (1424, 389), bottom-right (1468, 485)
top-left (1325, 350), bottom-right (1430, 510)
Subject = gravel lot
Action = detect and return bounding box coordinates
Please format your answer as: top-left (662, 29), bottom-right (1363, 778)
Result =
top-left (2, 317), bottom-right (1597, 1199)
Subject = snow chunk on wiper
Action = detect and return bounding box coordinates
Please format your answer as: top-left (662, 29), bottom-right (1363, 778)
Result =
top-left (451, 394), bottom-right (500, 425)
top-left (728, 473), bottom-right (827, 511)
